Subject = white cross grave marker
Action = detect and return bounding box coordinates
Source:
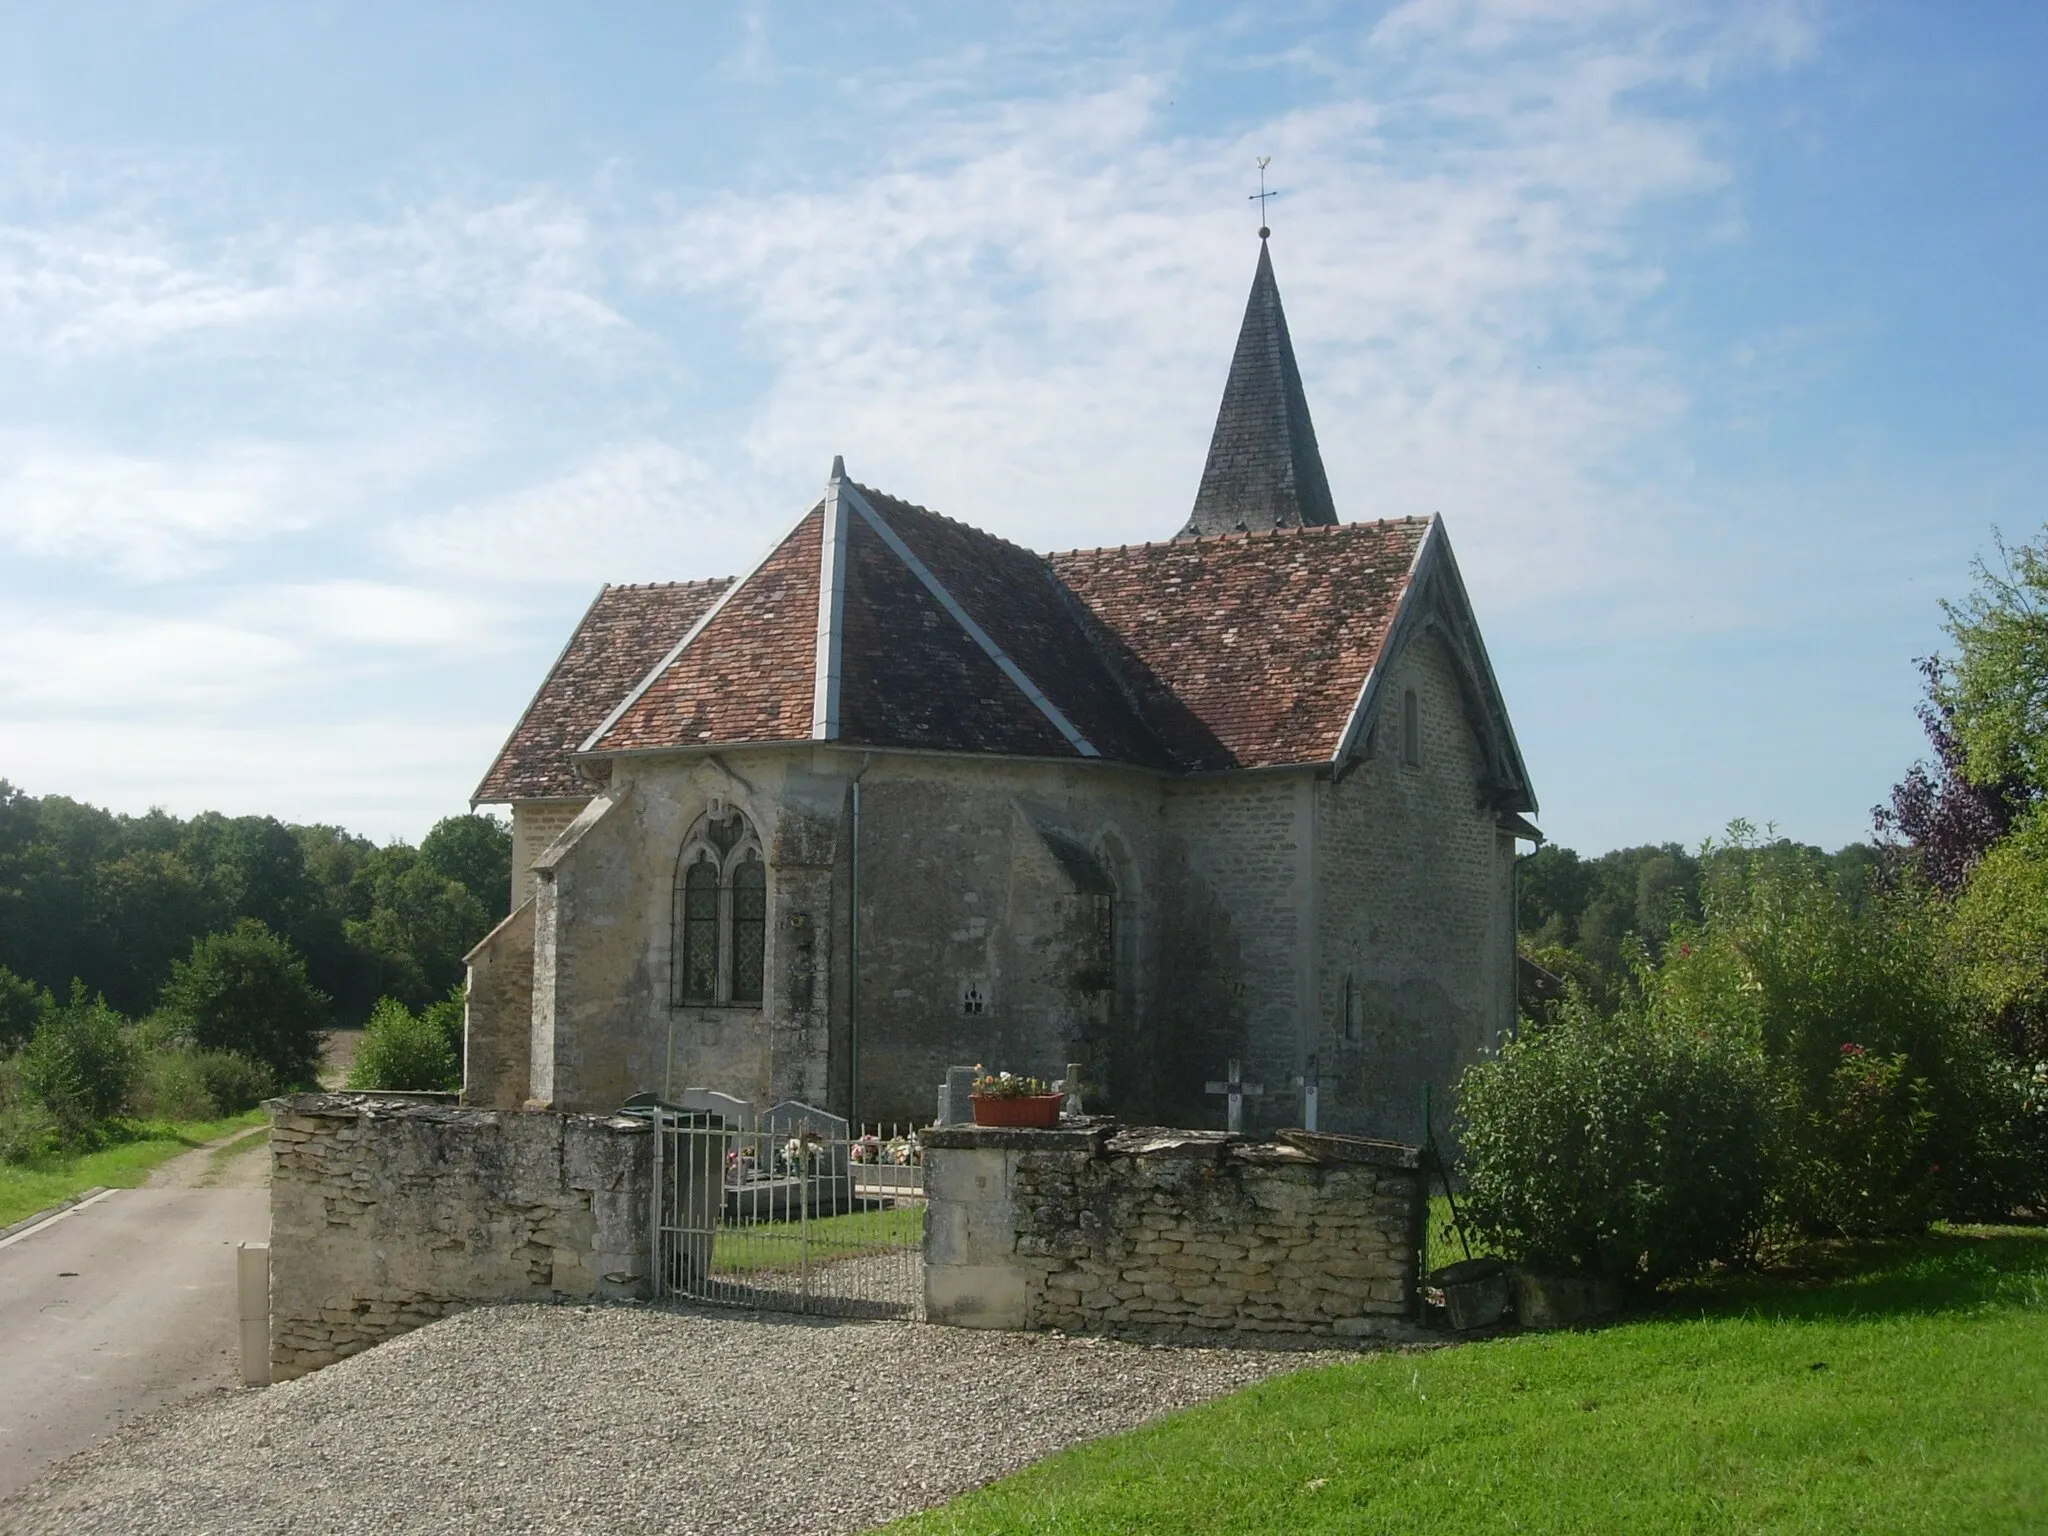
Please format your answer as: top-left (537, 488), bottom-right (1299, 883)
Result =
top-left (1292, 1054), bottom-right (1320, 1132)
top-left (1204, 1058), bottom-right (1264, 1134)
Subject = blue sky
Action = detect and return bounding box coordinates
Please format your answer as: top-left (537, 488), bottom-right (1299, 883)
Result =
top-left (1, 1), bottom-right (2041, 854)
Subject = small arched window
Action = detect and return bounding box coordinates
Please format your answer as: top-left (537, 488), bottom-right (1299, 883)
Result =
top-left (1401, 687), bottom-right (1421, 767)
top-left (670, 808), bottom-right (767, 1008)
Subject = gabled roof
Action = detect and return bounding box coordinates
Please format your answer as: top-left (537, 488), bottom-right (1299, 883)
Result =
top-left (475, 465), bottom-right (1530, 811)
top-left (1050, 520), bottom-right (1428, 772)
top-left (1180, 238), bottom-right (1338, 538)
top-left (581, 469), bottom-right (1165, 765)
top-left (471, 578), bottom-right (731, 804)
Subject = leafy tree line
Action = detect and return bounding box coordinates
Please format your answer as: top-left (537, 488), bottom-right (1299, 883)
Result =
top-left (0, 783), bottom-right (510, 1037)
top-left (0, 793), bottom-right (507, 1158)
top-left (1463, 526), bottom-right (2048, 1286)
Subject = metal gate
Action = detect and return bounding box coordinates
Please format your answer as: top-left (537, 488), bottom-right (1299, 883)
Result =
top-left (651, 1105), bottom-right (925, 1319)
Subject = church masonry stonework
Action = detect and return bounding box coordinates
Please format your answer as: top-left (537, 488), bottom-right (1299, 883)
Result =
top-left (464, 233), bottom-right (1537, 1146)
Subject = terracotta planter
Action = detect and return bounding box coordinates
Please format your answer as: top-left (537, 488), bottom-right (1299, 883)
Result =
top-left (969, 1093), bottom-right (1064, 1129)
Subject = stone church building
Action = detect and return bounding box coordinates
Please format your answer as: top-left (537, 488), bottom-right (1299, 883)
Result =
top-left (464, 235), bottom-right (1539, 1140)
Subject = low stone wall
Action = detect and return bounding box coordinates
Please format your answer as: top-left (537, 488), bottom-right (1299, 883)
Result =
top-left (923, 1124), bottom-right (1423, 1343)
top-left (268, 1094), bottom-right (652, 1380)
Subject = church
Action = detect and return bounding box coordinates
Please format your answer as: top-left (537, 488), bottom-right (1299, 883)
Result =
top-left (463, 233), bottom-right (1539, 1141)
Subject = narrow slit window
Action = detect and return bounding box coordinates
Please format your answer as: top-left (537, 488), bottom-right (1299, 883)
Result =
top-left (729, 852), bottom-right (767, 1004)
top-left (1401, 687), bottom-right (1420, 767)
top-left (677, 854), bottom-right (720, 1004)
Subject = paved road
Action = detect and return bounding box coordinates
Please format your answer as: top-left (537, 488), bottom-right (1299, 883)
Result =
top-left (0, 1148), bottom-right (268, 1500)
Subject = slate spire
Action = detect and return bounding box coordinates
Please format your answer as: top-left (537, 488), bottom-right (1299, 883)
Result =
top-left (1178, 236), bottom-right (1338, 538)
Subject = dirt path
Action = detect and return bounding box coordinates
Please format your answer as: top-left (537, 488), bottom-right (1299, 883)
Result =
top-left (142, 1125), bottom-right (268, 1191)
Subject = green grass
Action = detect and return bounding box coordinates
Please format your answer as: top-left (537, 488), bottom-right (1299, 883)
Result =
top-left (712, 1201), bottom-right (924, 1275)
top-left (0, 1110), bottom-right (267, 1227)
top-left (883, 1225), bottom-right (2048, 1535)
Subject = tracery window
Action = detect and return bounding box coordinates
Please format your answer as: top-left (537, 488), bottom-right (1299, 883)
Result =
top-left (670, 808), bottom-right (767, 1008)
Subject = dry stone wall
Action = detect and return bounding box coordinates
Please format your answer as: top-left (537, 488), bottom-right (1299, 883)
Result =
top-left (924, 1123), bottom-right (1422, 1343)
top-left (268, 1094), bottom-right (651, 1380)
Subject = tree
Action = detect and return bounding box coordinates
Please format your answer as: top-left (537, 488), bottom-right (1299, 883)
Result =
top-left (1877, 657), bottom-right (2031, 893)
top-left (346, 997), bottom-right (460, 1093)
top-left (1939, 527), bottom-right (2048, 792)
top-left (344, 850), bottom-right (491, 1012)
top-left (19, 984), bottom-right (134, 1142)
top-left (159, 921), bottom-right (328, 1088)
top-left (0, 964), bottom-right (50, 1053)
top-left (418, 813), bottom-right (512, 921)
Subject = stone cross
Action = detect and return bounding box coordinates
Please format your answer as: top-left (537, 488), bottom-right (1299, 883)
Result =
top-left (1204, 1058), bottom-right (1264, 1134)
top-left (1292, 1054), bottom-right (1320, 1133)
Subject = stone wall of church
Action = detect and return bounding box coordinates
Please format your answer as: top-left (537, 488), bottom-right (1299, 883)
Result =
top-left (1314, 629), bottom-right (1516, 1145)
top-left (512, 799), bottom-right (589, 906)
top-left (845, 755), bottom-right (1164, 1125)
top-left (462, 897), bottom-right (535, 1109)
top-left (1154, 772), bottom-right (1315, 1131)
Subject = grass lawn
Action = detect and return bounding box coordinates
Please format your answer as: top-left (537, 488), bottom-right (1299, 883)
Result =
top-left (885, 1225), bottom-right (2048, 1535)
top-left (0, 1109), bottom-right (267, 1228)
top-left (712, 1201), bottom-right (924, 1275)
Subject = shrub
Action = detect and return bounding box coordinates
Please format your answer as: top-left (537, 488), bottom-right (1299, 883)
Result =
top-left (346, 997), bottom-right (459, 1093)
top-left (159, 920), bottom-right (327, 1088)
top-left (0, 1055), bottom-right (59, 1162)
top-left (1799, 1047), bottom-right (1939, 1236)
top-left (127, 1046), bottom-right (278, 1122)
top-left (1458, 1002), bottom-right (1781, 1283)
top-left (19, 984), bottom-right (135, 1144)
top-left (194, 1050), bottom-right (278, 1114)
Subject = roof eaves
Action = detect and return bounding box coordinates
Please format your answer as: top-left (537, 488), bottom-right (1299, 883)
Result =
top-left (471, 583), bottom-right (612, 807)
top-left (579, 497), bottom-right (824, 755)
top-left (842, 482), bottom-right (1101, 760)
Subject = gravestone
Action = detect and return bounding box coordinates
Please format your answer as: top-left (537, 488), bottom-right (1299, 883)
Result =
top-left (675, 1088), bottom-right (755, 1131)
top-left (937, 1064), bottom-right (977, 1126)
top-left (759, 1099), bottom-right (853, 1216)
top-left (1204, 1058), bottom-right (1264, 1134)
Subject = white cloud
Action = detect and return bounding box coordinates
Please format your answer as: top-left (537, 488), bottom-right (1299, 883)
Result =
top-left (387, 440), bottom-right (776, 588)
top-left (0, 610), bottom-right (302, 712)
top-left (0, 440), bottom-right (308, 579)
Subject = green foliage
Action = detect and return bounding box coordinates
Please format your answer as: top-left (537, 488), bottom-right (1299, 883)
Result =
top-left (0, 964), bottom-right (50, 1052)
top-left (418, 813), bottom-right (512, 921)
top-left (159, 920), bottom-right (328, 1088)
top-left (129, 1047), bottom-right (278, 1122)
top-left (1799, 1048), bottom-right (1938, 1237)
top-left (346, 996), bottom-right (460, 1092)
top-left (1459, 1001), bottom-right (1781, 1282)
top-left (343, 848), bottom-right (492, 1013)
top-left (0, 780), bottom-right (497, 1032)
top-left (18, 984), bottom-right (136, 1144)
top-left (1948, 802), bottom-right (2048, 1066)
top-left (1939, 525), bottom-right (2048, 790)
top-left (0, 1055), bottom-right (59, 1162)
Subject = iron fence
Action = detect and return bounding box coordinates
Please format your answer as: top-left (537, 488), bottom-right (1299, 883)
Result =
top-left (652, 1109), bottom-right (926, 1320)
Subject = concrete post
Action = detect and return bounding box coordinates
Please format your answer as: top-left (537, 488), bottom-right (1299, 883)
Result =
top-left (237, 1242), bottom-right (270, 1387)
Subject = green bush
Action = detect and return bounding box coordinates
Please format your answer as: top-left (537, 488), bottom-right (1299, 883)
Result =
top-left (0, 1055), bottom-right (59, 1162)
top-left (127, 1046), bottom-right (278, 1122)
top-left (346, 997), bottom-right (459, 1093)
top-left (18, 985), bottom-right (135, 1144)
top-left (1458, 1002), bottom-right (1781, 1283)
top-left (159, 920), bottom-right (327, 1088)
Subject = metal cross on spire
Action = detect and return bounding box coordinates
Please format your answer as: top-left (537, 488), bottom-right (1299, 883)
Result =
top-left (1249, 156), bottom-right (1278, 239)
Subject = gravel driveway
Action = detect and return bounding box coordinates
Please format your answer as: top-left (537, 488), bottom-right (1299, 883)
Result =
top-left (0, 1303), bottom-right (1349, 1535)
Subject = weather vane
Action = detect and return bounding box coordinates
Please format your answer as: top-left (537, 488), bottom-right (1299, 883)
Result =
top-left (1250, 156), bottom-right (1278, 238)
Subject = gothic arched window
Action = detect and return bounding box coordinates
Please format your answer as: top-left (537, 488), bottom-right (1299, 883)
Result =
top-left (670, 808), bottom-right (767, 1008)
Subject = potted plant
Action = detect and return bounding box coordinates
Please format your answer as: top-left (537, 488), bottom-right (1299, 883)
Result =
top-left (968, 1068), bottom-right (1064, 1128)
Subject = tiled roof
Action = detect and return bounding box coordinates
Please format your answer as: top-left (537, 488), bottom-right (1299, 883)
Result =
top-left (1050, 520), bottom-right (1429, 771)
top-left (1181, 239), bottom-right (1338, 538)
top-left (471, 578), bottom-right (732, 804)
top-left (482, 494), bottom-right (1442, 794)
top-left (591, 506), bottom-right (827, 754)
top-left (852, 487), bottom-right (1170, 766)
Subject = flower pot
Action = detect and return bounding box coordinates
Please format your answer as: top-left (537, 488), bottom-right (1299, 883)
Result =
top-left (969, 1093), bottom-right (1064, 1129)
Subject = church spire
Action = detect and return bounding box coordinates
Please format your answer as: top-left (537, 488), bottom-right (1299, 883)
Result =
top-left (1178, 234), bottom-right (1338, 538)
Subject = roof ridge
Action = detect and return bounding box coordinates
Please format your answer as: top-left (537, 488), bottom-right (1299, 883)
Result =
top-left (608, 576), bottom-right (735, 592)
top-left (1048, 516), bottom-right (1428, 560)
top-left (850, 480), bottom-right (1053, 565)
